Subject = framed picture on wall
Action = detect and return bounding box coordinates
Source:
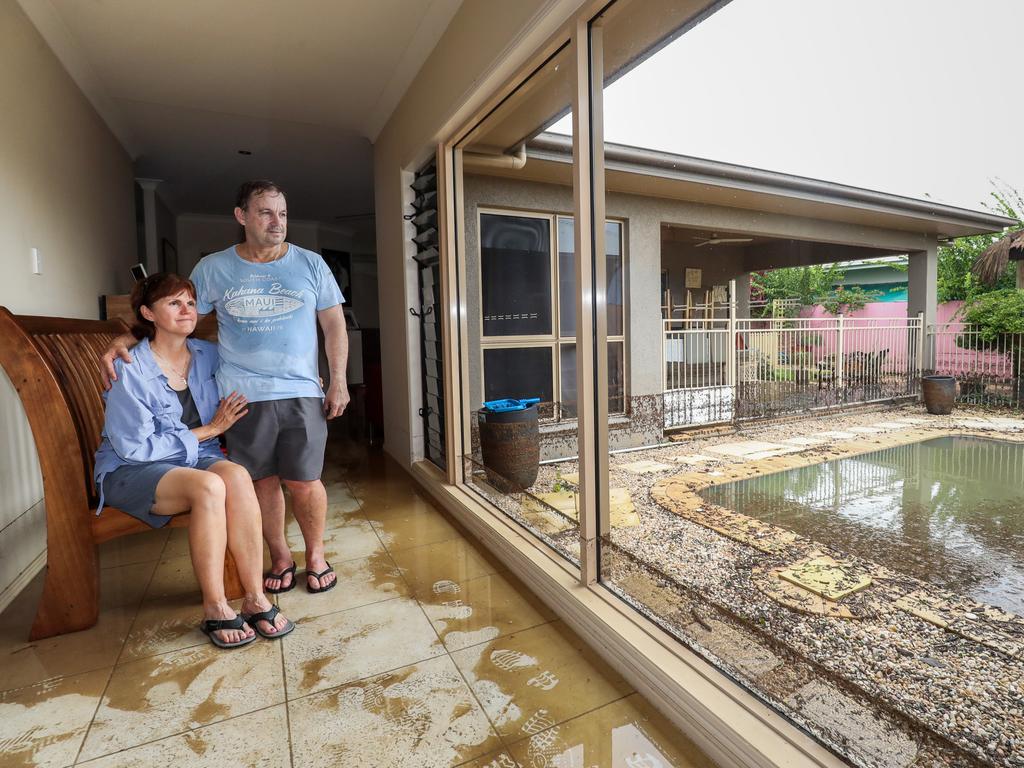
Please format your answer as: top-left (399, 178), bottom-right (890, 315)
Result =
top-left (685, 267), bottom-right (702, 289)
top-left (321, 249), bottom-right (352, 307)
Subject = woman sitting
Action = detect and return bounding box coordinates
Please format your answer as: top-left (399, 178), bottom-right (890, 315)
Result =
top-left (94, 273), bottom-right (294, 648)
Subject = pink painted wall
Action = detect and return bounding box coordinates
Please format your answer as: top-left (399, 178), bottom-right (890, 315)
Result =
top-left (800, 300), bottom-right (964, 323)
top-left (797, 301), bottom-right (1011, 373)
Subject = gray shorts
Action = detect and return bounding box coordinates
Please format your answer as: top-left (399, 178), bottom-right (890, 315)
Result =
top-left (225, 397), bottom-right (327, 482)
top-left (102, 455), bottom-right (227, 528)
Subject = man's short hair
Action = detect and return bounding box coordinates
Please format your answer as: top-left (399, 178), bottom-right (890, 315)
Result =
top-left (235, 180), bottom-right (286, 211)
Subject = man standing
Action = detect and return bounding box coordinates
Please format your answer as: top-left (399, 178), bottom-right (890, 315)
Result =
top-left (104, 180), bottom-right (347, 593)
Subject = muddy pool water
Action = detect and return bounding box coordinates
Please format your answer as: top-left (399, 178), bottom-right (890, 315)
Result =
top-left (700, 436), bottom-right (1024, 614)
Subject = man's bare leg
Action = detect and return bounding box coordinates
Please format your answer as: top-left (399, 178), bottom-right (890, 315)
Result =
top-left (254, 475), bottom-right (294, 592)
top-left (282, 478), bottom-right (336, 591)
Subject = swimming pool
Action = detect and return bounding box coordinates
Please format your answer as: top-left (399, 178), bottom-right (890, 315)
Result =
top-left (700, 436), bottom-right (1024, 614)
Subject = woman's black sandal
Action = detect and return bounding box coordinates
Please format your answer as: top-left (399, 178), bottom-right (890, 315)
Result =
top-left (241, 604), bottom-right (295, 640)
top-left (200, 615), bottom-right (257, 649)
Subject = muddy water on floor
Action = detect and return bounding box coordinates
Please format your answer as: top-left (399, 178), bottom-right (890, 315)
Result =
top-left (701, 436), bottom-right (1024, 614)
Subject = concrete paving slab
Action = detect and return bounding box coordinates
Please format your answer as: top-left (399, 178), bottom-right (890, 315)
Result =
top-left (621, 459), bottom-right (675, 474)
top-left (779, 555), bottom-right (872, 601)
top-left (780, 436), bottom-right (829, 446)
top-left (669, 453), bottom-right (716, 464)
top-left (707, 441), bottom-right (789, 458)
top-left (746, 446), bottom-right (806, 460)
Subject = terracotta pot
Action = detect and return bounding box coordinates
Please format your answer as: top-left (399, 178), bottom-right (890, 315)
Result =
top-left (921, 375), bottom-right (956, 415)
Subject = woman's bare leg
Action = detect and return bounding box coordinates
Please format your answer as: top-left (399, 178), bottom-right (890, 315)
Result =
top-left (207, 461), bottom-right (291, 635)
top-left (152, 468), bottom-right (253, 645)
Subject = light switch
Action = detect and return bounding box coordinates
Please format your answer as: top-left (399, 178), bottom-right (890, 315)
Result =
top-left (31, 248), bottom-right (41, 275)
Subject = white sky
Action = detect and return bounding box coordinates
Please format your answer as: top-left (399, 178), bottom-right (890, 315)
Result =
top-left (551, 0), bottom-right (1023, 213)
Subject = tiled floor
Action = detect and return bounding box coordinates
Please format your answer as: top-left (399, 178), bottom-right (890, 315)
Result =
top-left (0, 440), bottom-right (715, 768)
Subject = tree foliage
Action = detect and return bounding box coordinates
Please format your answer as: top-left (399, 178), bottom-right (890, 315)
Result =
top-left (959, 289), bottom-right (1024, 347)
top-left (936, 180), bottom-right (1021, 302)
top-left (750, 264), bottom-right (877, 317)
top-left (937, 234), bottom-right (1017, 302)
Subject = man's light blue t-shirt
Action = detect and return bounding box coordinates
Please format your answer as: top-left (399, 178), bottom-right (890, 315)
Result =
top-left (190, 244), bottom-right (344, 402)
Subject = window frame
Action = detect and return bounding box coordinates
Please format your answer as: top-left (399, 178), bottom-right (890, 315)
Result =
top-left (430, 6), bottom-right (856, 765)
top-left (477, 206), bottom-right (627, 420)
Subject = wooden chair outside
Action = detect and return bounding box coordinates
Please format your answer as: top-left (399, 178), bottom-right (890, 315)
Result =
top-left (0, 307), bottom-right (241, 640)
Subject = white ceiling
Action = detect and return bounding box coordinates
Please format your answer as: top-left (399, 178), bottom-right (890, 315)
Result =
top-left (19, 0), bottom-right (462, 221)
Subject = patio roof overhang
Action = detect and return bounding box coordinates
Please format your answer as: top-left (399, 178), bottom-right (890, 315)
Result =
top-left (470, 132), bottom-right (1014, 241)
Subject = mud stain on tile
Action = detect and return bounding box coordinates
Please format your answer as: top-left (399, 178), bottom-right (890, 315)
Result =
top-left (283, 598), bottom-right (444, 698)
top-left (450, 622), bottom-right (632, 738)
top-left (289, 655), bottom-right (501, 768)
top-left (278, 550), bottom-right (408, 622)
top-left (0, 668), bottom-right (109, 768)
top-left (79, 641), bottom-right (282, 761)
top-left (78, 705), bottom-right (288, 768)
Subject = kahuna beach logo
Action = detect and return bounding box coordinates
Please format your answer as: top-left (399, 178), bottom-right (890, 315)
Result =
top-left (223, 283), bottom-right (305, 318)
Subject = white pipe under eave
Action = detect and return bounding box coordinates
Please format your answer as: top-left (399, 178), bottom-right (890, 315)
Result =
top-left (462, 143), bottom-right (527, 171)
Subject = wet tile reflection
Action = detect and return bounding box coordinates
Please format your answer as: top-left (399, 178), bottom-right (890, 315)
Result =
top-left (0, 441), bottom-right (714, 768)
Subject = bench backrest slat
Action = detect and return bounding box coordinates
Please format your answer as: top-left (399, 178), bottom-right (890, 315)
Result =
top-left (7, 312), bottom-right (128, 505)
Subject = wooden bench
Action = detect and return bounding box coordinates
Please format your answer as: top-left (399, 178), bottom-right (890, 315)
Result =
top-left (0, 307), bottom-right (241, 640)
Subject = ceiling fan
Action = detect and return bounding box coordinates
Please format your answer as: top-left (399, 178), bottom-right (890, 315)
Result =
top-left (693, 233), bottom-right (753, 247)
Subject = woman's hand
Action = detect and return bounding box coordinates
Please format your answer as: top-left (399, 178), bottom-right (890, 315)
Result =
top-left (209, 392), bottom-right (248, 435)
top-left (192, 392), bottom-right (248, 442)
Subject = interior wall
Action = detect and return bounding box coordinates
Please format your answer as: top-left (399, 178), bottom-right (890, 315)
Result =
top-left (661, 239), bottom-right (745, 316)
top-left (175, 214), bottom-right (320, 278)
top-left (154, 194), bottom-right (177, 271)
top-left (0, 1), bottom-right (135, 608)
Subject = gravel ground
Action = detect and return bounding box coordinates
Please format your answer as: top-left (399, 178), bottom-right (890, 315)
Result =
top-left (468, 403), bottom-right (1024, 768)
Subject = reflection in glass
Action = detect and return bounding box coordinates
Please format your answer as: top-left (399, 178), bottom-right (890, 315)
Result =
top-left (481, 214), bottom-right (552, 337)
top-left (456, 41), bottom-right (583, 566)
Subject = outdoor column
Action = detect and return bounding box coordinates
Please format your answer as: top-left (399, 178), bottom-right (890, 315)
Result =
top-left (907, 242), bottom-right (938, 369)
top-left (735, 272), bottom-right (751, 317)
top-left (135, 178), bottom-right (162, 275)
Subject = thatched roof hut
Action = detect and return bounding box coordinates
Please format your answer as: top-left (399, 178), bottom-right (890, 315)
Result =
top-left (972, 229), bottom-right (1024, 286)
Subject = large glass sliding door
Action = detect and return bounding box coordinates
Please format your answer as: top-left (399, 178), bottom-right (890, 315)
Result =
top-left (449, 42), bottom-right (587, 567)
top-left (584, 3), bottom-right (1016, 768)
top-left (439, 3), bottom-right (1018, 766)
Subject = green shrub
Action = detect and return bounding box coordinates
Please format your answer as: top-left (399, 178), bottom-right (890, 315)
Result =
top-left (959, 289), bottom-right (1024, 347)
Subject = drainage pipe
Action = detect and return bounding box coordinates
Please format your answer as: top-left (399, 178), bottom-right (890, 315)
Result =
top-left (462, 143), bottom-right (527, 171)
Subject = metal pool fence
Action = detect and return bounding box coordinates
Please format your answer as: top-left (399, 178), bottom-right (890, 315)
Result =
top-left (664, 315), bottom-right (928, 427)
top-left (928, 322), bottom-right (1023, 408)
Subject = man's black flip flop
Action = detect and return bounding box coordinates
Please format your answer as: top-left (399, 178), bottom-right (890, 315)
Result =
top-left (264, 561), bottom-right (297, 594)
top-left (306, 563), bottom-right (337, 593)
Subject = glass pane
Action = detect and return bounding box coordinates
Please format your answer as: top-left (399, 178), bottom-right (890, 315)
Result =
top-left (606, 222), bottom-right (624, 336)
top-left (559, 343), bottom-right (577, 419)
top-left (561, 342), bottom-right (624, 418)
top-left (483, 346), bottom-right (553, 405)
top-left (557, 217), bottom-right (575, 337)
top-left (480, 214), bottom-right (551, 336)
top-left (608, 340), bottom-right (624, 413)
top-left (586, 1), bottom-right (1024, 765)
top-left (558, 217), bottom-right (624, 337)
top-left (456, 40), bottom-right (582, 568)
